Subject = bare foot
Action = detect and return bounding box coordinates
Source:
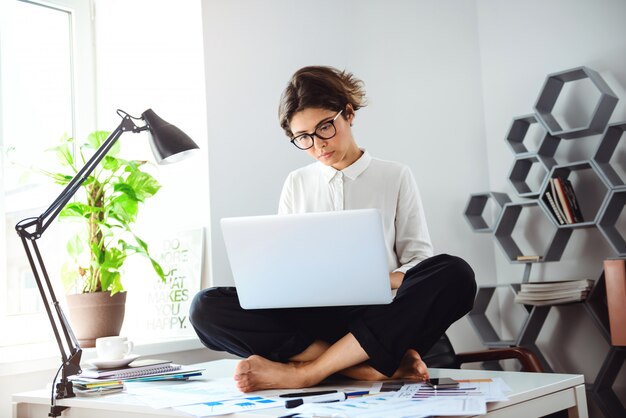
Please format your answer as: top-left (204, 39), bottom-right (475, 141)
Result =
top-left (340, 349), bottom-right (429, 381)
top-left (234, 355), bottom-right (320, 392)
top-left (391, 349), bottom-right (429, 381)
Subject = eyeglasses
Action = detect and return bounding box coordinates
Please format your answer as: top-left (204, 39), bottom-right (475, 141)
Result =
top-left (290, 110), bottom-right (343, 150)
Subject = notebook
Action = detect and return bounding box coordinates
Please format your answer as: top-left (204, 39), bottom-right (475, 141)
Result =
top-left (220, 208), bottom-right (393, 309)
top-left (79, 358), bottom-right (181, 379)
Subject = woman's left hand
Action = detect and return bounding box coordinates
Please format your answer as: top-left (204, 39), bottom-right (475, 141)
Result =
top-left (389, 271), bottom-right (405, 289)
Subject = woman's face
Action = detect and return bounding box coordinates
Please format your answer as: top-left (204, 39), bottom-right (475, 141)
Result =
top-left (289, 107), bottom-right (361, 170)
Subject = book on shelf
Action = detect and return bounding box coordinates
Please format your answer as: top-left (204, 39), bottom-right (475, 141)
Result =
top-left (514, 294), bottom-right (589, 306)
top-left (516, 255), bottom-right (542, 262)
top-left (553, 177), bottom-right (575, 224)
top-left (550, 178), bottom-right (569, 224)
top-left (515, 279), bottom-right (593, 306)
top-left (520, 279), bottom-right (593, 292)
top-left (543, 190), bottom-right (565, 225)
top-left (562, 178), bottom-right (583, 223)
top-left (79, 358), bottom-right (181, 379)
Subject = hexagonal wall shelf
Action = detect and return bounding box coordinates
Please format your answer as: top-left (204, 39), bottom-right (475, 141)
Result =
top-left (539, 162), bottom-right (612, 228)
top-left (597, 187), bottom-right (626, 256)
top-left (506, 113), bottom-right (561, 157)
top-left (594, 122), bottom-right (626, 188)
top-left (494, 201), bottom-right (572, 262)
top-left (589, 347), bottom-right (626, 418)
top-left (467, 283), bottom-right (554, 371)
top-left (534, 66), bottom-right (618, 139)
top-left (583, 270), bottom-right (612, 344)
top-left (508, 154), bottom-right (555, 198)
top-left (464, 192), bottom-right (511, 233)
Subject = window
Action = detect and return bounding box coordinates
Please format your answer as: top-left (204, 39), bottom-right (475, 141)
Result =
top-left (0, 0), bottom-right (208, 347)
top-left (0, 0), bottom-right (96, 346)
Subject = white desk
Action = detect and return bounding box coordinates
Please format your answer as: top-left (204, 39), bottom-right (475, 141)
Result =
top-left (13, 359), bottom-right (588, 418)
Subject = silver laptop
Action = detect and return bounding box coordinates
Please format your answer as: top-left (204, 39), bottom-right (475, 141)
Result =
top-left (220, 209), bottom-right (393, 309)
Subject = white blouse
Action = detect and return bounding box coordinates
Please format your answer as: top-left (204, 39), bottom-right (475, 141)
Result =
top-left (278, 150), bottom-right (433, 273)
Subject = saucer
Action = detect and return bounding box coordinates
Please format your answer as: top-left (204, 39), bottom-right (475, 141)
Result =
top-left (89, 353), bottom-right (141, 369)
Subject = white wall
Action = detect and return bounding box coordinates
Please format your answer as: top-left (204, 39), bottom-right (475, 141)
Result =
top-left (202, 0), bottom-right (494, 352)
top-left (95, 0), bottom-right (210, 244)
top-left (202, 0), bottom-right (626, 413)
top-left (477, 0), bottom-right (626, 415)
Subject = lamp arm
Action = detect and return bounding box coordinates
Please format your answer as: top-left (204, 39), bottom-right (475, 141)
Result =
top-left (14, 114), bottom-right (142, 414)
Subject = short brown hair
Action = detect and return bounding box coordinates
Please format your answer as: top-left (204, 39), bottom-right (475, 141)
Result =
top-left (278, 66), bottom-right (367, 137)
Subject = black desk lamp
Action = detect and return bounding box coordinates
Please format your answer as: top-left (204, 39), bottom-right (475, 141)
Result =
top-left (15, 109), bottom-right (199, 417)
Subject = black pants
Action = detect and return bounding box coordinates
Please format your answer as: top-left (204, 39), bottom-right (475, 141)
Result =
top-left (189, 254), bottom-right (476, 377)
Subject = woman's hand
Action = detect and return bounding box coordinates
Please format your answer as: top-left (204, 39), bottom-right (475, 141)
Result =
top-left (390, 271), bottom-right (405, 289)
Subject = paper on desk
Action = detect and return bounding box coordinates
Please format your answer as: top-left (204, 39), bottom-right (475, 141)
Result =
top-left (124, 379), bottom-right (243, 409)
top-left (290, 393), bottom-right (487, 418)
top-left (392, 377), bottom-right (510, 402)
top-left (174, 395), bottom-right (281, 416)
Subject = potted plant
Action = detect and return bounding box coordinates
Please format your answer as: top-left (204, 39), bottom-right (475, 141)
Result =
top-left (45, 131), bottom-right (165, 347)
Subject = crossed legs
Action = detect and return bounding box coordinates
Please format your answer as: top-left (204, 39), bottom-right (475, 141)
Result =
top-left (234, 334), bottom-right (429, 392)
top-left (190, 254), bottom-right (476, 392)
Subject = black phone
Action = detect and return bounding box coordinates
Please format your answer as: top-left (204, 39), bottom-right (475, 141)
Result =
top-left (425, 377), bottom-right (459, 389)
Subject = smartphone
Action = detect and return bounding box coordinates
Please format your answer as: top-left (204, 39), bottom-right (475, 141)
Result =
top-left (425, 377), bottom-right (459, 389)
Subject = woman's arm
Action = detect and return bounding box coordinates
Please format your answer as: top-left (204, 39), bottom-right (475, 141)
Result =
top-left (393, 167), bottom-right (434, 273)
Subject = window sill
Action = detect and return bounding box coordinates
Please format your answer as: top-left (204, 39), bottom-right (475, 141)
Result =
top-left (0, 336), bottom-right (204, 377)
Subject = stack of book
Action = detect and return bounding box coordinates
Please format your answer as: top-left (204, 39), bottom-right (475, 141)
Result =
top-left (71, 358), bottom-right (204, 396)
top-left (514, 279), bottom-right (593, 306)
top-left (72, 378), bottom-right (125, 396)
top-left (542, 176), bottom-right (583, 225)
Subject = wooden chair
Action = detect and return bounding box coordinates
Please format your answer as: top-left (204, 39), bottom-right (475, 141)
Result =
top-left (423, 334), bottom-right (544, 373)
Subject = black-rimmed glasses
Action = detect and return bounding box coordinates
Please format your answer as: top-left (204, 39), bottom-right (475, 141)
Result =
top-left (290, 109), bottom-right (343, 150)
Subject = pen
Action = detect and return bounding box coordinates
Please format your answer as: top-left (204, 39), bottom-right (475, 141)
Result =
top-left (285, 391), bottom-right (347, 408)
top-left (345, 390), bottom-right (369, 397)
top-left (280, 389), bottom-right (338, 398)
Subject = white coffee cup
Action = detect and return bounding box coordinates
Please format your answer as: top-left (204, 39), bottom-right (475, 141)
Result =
top-left (95, 336), bottom-right (134, 360)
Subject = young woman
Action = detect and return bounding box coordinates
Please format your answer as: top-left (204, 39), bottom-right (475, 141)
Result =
top-left (190, 66), bottom-right (476, 392)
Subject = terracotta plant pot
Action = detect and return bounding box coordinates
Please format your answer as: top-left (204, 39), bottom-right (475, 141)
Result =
top-left (66, 291), bottom-right (127, 348)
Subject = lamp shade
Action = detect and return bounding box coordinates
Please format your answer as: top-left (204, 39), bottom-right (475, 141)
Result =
top-left (142, 108), bottom-right (199, 164)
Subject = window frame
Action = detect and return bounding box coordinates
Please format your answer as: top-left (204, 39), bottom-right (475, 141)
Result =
top-left (0, 0), bottom-right (96, 346)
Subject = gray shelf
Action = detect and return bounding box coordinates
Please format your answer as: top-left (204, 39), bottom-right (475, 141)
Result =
top-left (538, 161), bottom-right (612, 228)
top-left (534, 66), bottom-right (618, 139)
top-left (593, 122), bottom-right (626, 188)
top-left (508, 154), bottom-right (555, 198)
top-left (464, 192), bottom-right (511, 233)
top-left (466, 66), bottom-right (626, 418)
top-left (494, 201), bottom-right (572, 262)
top-left (505, 113), bottom-right (561, 156)
top-left (597, 187), bottom-right (626, 256)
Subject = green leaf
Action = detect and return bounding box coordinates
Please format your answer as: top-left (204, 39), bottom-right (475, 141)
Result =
top-left (48, 141), bottom-right (75, 169)
top-left (127, 171), bottom-right (161, 201)
top-left (66, 235), bottom-right (84, 259)
top-left (149, 257), bottom-right (166, 282)
top-left (85, 131), bottom-right (116, 153)
top-left (102, 155), bottom-right (121, 172)
top-left (49, 173), bottom-right (75, 186)
top-left (110, 194), bottom-right (139, 223)
top-left (113, 183), bottom-right (139, 201)
top-left (109, 278), bottom-right (125, 295)
top-left (59, 202), bottom-right (87, 219)
top-left (100, 269), bottom-right (121, 293)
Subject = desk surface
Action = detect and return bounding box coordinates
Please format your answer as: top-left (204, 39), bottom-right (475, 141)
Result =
top-left (13, 359), bottom-right (588, 418)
